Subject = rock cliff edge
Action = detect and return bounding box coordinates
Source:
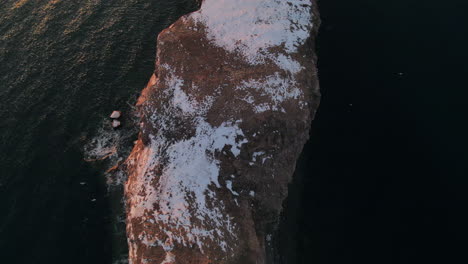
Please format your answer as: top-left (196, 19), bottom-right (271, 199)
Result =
top-left (124, 0), bottom-right (320, 263)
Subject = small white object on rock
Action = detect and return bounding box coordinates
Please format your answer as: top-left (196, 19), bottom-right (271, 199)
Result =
top-left (110, 111), bottom-right (121, 119)
top-left (112, 120), bottom-right (121, 128)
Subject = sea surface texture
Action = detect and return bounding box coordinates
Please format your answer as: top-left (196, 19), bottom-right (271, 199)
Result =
top-left (0, 1), bottom-right (199, 263)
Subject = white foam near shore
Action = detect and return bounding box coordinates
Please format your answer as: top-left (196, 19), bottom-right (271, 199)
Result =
top-left (83, 119), bottom-right (132, 187)
top-left (83, 125), bottom-right (120, 162)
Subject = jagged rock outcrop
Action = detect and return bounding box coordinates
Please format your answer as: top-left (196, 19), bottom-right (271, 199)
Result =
top-left (124, 0), bottom-right (320, 263)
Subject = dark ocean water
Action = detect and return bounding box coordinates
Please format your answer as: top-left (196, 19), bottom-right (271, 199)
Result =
top-left (0, 1), bottom-right (199, 263)
top-left (279, 1), bottom-right (468, 264)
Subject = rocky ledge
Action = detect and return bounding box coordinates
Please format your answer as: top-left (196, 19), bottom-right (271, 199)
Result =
top-left (124, 0), bottom-right (320, 263)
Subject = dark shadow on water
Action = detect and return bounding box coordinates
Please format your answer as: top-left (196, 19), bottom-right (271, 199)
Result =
top-left (276, 0), bottom-right (468, 263)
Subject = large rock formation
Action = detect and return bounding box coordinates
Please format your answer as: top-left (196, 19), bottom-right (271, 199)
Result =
top-left (124, 0), bottom-right (320, 263)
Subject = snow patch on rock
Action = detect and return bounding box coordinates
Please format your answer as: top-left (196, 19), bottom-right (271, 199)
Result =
top-left (160, 252), bottom-right (175, 264)
top-left (192, 0), bottom-right (313, 72)
top-left (127, 69), bottom-right (248, 255)
top-left (225, 180), bottom-right (239, 196)
top-left (161, 63), bottom-right (215, 116)
top-left (237, 73), bottom-right (304, 113)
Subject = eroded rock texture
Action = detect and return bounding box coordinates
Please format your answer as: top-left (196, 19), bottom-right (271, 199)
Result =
top-left (124, 0), bottom-right (320, 263)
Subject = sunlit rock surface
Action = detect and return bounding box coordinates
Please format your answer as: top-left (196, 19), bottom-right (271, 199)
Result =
top-left (124, 0), bottom-right (320, 263)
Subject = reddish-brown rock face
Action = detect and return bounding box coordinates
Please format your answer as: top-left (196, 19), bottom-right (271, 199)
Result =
top-left (124, 1), bottom-right (320, 263)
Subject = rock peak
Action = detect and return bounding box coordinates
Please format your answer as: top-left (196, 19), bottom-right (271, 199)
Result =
top-left (124, 1), bottom-right (320, 263)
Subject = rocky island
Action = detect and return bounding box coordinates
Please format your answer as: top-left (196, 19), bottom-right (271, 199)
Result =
top-left (124, 0), bottom-right (320, 263)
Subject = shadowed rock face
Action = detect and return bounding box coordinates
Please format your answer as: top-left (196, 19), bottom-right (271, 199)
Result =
top-left (124, 1), bottom-right (320, 263)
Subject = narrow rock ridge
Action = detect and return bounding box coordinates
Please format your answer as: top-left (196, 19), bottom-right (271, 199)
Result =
top-left (124, 1), bottom-right (320, 263)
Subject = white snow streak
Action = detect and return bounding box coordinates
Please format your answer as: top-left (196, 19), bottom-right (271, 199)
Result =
top-left (192, 0), bottom-right (313, 72)
top-left (237, 73), bottom-right (304, 113)
top-left (127, 68), bottom-right (247, 254)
